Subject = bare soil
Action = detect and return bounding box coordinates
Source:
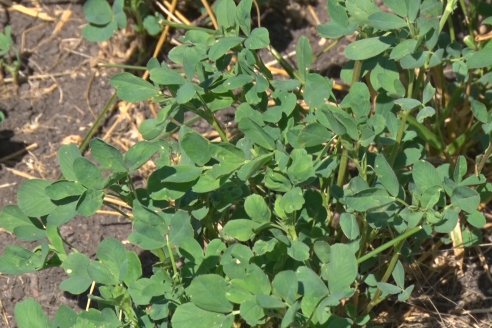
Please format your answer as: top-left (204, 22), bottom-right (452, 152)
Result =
top-left (0, 1), bottom-right (491, 327)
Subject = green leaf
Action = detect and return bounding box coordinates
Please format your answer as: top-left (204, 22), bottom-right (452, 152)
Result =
top-left (111, 72), bottom-right (159, 102)
top-left (83, 0), bottom-right (112, 25)
top-left (272, 270), bottom-right (298, 304)
top-left (58, 144), bottom-right (82, 181)
top-left (345, 188), bottom-right (394, 211)
top-left (377, 282), bottom-right (401, 295)
top-left (278, 187), bottom-right (305, 214)
top-left (343, 82), bottom-right (371, 118)
top-left (187, 274), bottom-right (233, 313)
top-left (470, 99), bottom-right (489, 124)
top-left (237, 153), bottom-right (273, 181)
top-left (181, 131), bottom-right (211, 166)
top-left (296, 266), bottom-right (329, 317)
top-left (149, 66), bottom-right (186, 85)
top-left (451, 186), bottom-right (480, 213)
top-left (209, 36), bottom-right (243, 60)
top-left (244, 27), bottom-right (270, 49)
top-left (238, 118), bottom-right (275, 150)
top-left (13, 224), bottom-right (46, 242)
top-left (45, 181), bottom-right (86, 201)
top-left (384, 0), bottom-right (408, 17)
top-left (176, 82), bottom-right (197, 104)
top-left (215, 0), bottom-right (237, 29)
top-left (296, 36), bottom-right (312, 82)
top-left (236, 0), bottom-right (253, 35)
top-left (223, 219), bottom-right (260, 241)
top-left (287, 240), bottom-right (310, 262)
top-left (368, 12), bottom-right (407, 30)
top-left (90, 138), bottom-right (126, 172)
top-left (394, 98), bottom-right (421, 110)
top-left (467, 47), bottom-right (492, 69)
top-left (453, 156), bottom-right (467, 183)
top-left (0, 245), bottom-right (45, 274)
top-left (88, 261), bottom-right (117, 285)
top-left (73, 157), bottom-right (105, 189)
top-left (390, 39), bottom-right (418, 61)
top-left (422, 82), bottom-right (436, 104)
top-left (325, 244), bottom-right (357, 293)
top-left (239, 300), bottom-right (265, 326)
top-left (339, 213), bottom-right (360, 240)
top-left (15, 299), bottom-right (49, 328)
top-left (298, 123), bottom-right (332, 148)
top-left (374, 153), bottom-right (399, 196)
top-left (392, 260), bottom-right (405, 288)
top-left (60, 253), bottom-right (92, 294)
top-left (317, 22), bottom-right (355, 39)
top-left (344, 37), bottom-right (392, 60)
top-left (76, 189), bottom-right (104, 217)
top-left (412, 160), bottom-right (441, 192)
top-left (172, 303), bottom-right (229, 328)
top-left (256, 295), bottom-right (286, 309)
top-left (124, 141), bottom-right (164, 171)
top-left (168, 211), bottom-right (194, 246)
top-left (244, 194), bottom-right (271, 223)
top-left (304, 73), bottom-right (333, 108)
top-left (82, 21), bottom-right (117, 42)
top-left (467, 211), bottom-right (486, 228)
top-left (143, 15), bottom-right (161, 36)
top-left (18, 179), bottom-right (56, 217)
top-left (0, 205), bottom-right (35, 233)
top-left (416, 106), bottom-right (436, 123)
top-left (287, 149), bottom-right (315, 184)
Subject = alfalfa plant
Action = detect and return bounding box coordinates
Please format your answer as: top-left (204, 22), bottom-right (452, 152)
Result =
top-left (1, 0), bottom-right (492, 327)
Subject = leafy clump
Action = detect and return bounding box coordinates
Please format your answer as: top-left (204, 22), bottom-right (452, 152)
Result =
top-left (2, 0), bottom-right (492, 327)
top-left (0, 25), bottom-right (20, 88)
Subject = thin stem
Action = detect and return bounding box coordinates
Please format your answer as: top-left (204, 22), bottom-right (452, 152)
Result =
top-left (357, 225), bottom-right (422, 264)
top-left (439, 0), bottom-right (458, 33)
top-left (166, 235), bottom-right (179, 279)
top-left (160, 19), bottom-right (216, 33)
top-left (97, 63), bottom-right (147, 70)
top-left (197, 94), bottom-right (229, 142)
top-left (336, 147), bottom-right (349, 187)
top-left (79, 93), bottom-right (118, 154)
top-left (476, 141), bottom-right (492, 176)
top-left (268, 46), bottom-right (297, 79)
top-left (365, 239), bottom-right (405, 313)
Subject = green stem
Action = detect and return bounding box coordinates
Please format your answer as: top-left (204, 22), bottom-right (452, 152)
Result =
top-left (268, 46), bottom-right (297, 79)
top-left (438, 0), bottom-right (458, 33)
top-left (80, 93), bottom-right (118, 154)
top-left (336, 147), bottom-right (349, 188)
top-left (351, 60), bottom-right (362, 86)
top-left (365, 239), bottom-right (405, 313)
top-left (160, 19), bottom-right (216, 33)
top-left (166, 235), bottom-right (179, 280)
top-left (389, 110), bottom-right (410, 165)
top-left (97, 63), bottom-right (147, 70)
top-left (357, 225), bottom-right (422, 264)
top-left (197, 95), bottom-right (229, 142)
top-left (476, 141), bottom-right (492, 176)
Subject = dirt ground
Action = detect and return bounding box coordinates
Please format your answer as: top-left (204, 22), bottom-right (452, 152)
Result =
top-left (0, 1), bottom-right (491, 327)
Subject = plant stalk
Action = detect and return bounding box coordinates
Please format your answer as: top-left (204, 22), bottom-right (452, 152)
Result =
top-left (357, 226), bottom-right (422, 264)
top-left (79, 93), bottom-right (118, 154)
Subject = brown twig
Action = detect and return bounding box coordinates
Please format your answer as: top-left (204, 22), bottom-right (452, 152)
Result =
top-left (200, 0), bottom-right (218, 29)
top-left (0, 143), bottom-right (37, 163)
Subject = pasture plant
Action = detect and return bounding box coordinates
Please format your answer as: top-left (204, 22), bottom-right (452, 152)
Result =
top-left (0, 25), bottom-right (20, 87)
top-left (2, 0), bottom-right (492, 327)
